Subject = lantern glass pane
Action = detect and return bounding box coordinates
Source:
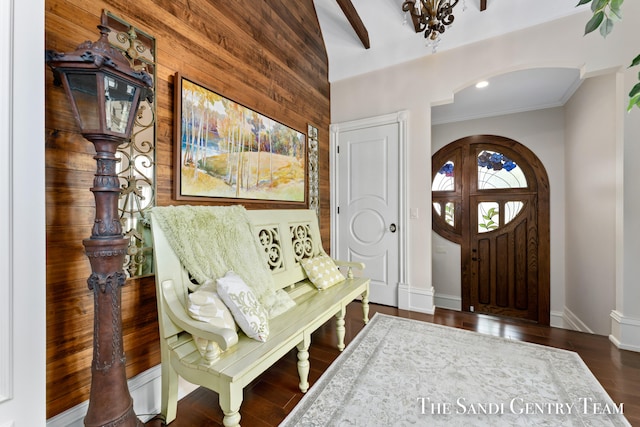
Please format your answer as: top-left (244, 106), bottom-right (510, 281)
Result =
top-left (104, 75), bottom-right (137, 135)
top-left (67, 73), bottom-right (100, 130)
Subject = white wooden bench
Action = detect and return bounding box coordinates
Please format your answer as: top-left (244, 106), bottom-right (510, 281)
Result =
top-left (150, 208), bottom-right (370, 426)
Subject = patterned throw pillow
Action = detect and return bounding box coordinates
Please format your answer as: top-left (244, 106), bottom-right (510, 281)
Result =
top-left (216, 271), bottom-right (269, 342)
top-left (300, 254), bottom-right (344, 290)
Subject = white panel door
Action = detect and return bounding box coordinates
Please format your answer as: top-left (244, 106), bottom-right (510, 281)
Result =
top-left (337, 123), bottom-right (400, 305)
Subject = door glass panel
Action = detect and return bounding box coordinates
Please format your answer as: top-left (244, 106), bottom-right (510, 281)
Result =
top-left (432, 160), bottom-right (455, 191)
top-left (445, 202), bottom-right (455, 227)
top-left (505, 201), bottom-right (524, 225)
top-left (477, 150), bottom-right (527, 189)
top-left (478, 202), bottom-right (499, 233)
top-left (433, 202), bottom-right (441, 216)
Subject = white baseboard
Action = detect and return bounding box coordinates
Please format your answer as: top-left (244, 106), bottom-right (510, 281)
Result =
top-left (550, 310), bottom-right (566, 329)
top-left (398, 284), bottom-right (435, 314)
top-left (45, 365), bottom-right (197, 427)
top-left (563, 307), bottom-right (594, 334)
top-left (610, 310), bottom-right (640, 352)
top-left (433, 293), bottom-right (461, 311)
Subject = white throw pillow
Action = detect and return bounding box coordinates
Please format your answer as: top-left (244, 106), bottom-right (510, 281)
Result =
top-left (217, 271), bottom-right (270, 342)
top-left (187, 280), bottom-right (236, 329)
top-left (187, 280), bottom-right (237, 359)
top-left (300, 254), bottom-right (344, 290)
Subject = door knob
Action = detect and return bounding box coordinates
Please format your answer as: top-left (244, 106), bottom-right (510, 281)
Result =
top-left (389, 223), bottom-right (397, 233)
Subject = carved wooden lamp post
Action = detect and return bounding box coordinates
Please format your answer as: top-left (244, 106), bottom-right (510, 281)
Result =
top-left (46, 23), bottom-right (152, 427)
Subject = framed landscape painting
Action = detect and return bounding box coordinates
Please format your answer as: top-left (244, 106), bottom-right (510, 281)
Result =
top-left (174, 73), bottom-right (307, 204)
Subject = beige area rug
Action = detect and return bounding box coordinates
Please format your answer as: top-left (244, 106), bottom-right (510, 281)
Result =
top-left (280, 313), bottom-right (630, 427)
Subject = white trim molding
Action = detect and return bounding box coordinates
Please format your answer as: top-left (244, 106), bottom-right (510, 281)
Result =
top-left (563, 307), bottom-right (594, 334)
top-left (0, 0), bottom-right (14, 406)
top-left (610, 310), bottom-right (640, 352)
top-left (330, 111), bottom-right (409, 306)
top-left (398, 284), bottom-right (435, 314)
top-left (2, 0), bottom-right (45, 424)
top-left (549, 310), bottom-right (566, 330)
top-left (433, 293), bottom-right (461, 311)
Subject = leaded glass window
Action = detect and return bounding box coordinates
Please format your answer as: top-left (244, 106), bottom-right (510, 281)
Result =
top-left (477, 150), bottom-right (527, 189)
top-left (432, 160), bottom-right (454, 192)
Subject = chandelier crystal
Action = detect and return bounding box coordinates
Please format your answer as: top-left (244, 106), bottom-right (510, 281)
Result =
top-left (402, 0), bottom-right (462, 52)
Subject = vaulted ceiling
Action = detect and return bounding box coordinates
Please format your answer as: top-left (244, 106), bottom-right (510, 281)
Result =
top-left (314, 0), bottom-right (591, 123)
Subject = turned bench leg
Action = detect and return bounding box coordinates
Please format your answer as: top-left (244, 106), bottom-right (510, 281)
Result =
top-left (219, 383), bottom-right (243, 427)
top-left (297, 336), bottom-right (311, 393)
top-left (362, 287), bottom-right (370, 324)
top-left (336, 307), bottom-right (346, 351)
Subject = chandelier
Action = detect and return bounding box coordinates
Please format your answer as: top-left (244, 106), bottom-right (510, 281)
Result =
top-left (402, 0), bottom-right (464, 52)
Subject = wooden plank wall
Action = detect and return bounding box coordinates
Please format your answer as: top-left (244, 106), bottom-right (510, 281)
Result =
top-left (45, 0), bottom-right (330, 418)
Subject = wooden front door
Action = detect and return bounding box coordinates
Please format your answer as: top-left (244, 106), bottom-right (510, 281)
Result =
top-left (432, 135), bottom-right (550, 324)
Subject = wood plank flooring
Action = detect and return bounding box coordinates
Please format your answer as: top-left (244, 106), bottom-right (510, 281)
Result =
top-left (146, 302), bottom-right (640, 426)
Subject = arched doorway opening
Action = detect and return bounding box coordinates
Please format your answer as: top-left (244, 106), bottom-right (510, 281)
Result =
top-left (432, 135), bottom-right (550, 325)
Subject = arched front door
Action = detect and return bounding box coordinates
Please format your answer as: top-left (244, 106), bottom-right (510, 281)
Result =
top-left (432, 135), bottom-right (550, 325)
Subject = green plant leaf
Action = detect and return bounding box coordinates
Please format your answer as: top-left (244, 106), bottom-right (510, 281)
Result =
top-left (627, 92), bottom-right (640, 112)
top-left (591, 0), bottom-right (609, 11)
top-left (611, 0), bottom-right (624, 11)
top-left (609, 9), bottom-right (622, 22)
top-left (630, 54), bottom-right (640, 68)
top-left (600, 17), bottom-right (614, 37)
top-left (610, 0), bottom-right (623, 20)
top-left (629, 82), bottom-right (640, 98)
top-left (576, 0), bottom-right (592, 5)
top-left (585, 11), bottom-right (605, 34)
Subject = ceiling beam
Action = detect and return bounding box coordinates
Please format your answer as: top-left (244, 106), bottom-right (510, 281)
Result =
top-left (480, 0), bottom-right (487, 11)
top-left (336, 0), bottom-right (370, 49)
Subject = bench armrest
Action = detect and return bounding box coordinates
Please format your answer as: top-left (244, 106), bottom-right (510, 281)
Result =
top-left (161, 280), bottom-right (239, 350)
top-left (333, 259), bottom-right (365, 279)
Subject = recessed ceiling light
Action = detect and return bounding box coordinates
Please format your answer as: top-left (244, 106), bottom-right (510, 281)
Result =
top-left (476, 81), bottom-right (489, 89)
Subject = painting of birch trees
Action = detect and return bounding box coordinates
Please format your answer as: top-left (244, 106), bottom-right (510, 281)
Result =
top-left (176, 75), bottom-right (306, 202)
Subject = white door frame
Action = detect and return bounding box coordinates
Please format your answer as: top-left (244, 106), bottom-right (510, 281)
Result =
top-left (330, 111), bottom-right (409, 302)
top-left (0, 0), bottom-right (46, 425)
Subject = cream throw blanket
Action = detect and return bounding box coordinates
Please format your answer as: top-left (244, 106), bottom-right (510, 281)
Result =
top-left (151, 205), bottom-right (294, 319)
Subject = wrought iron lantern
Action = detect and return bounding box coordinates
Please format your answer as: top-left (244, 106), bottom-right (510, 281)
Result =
top-left (46, 22), bottom-right (152, 427)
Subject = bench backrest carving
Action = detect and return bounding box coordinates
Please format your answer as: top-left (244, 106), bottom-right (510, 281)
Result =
top-left (151, 208), bottom-right (325, 340)
top-left (247, 209), bottom-right (324, 291)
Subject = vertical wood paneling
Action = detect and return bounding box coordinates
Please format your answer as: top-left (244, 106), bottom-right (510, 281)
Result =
top-left (45, 0), bottom-right (330, 418)
top-left (478, 238), bottom-right (490, 304)
top-left (515, 221), bottom-right (528, 310)
top-left (495, 234), bottom-right (508, 307)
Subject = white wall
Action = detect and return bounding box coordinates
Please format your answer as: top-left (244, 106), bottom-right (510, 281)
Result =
top-left (431, 108), bottom-right (567, 325)
top-left (617, 62), bottom-right (640, 351)
top-left (564, 74), bottom-right (617, 335)
top-left (431, 233), bottom-right (461, 310)
top-left (330, 4), bottom-right (640, 347)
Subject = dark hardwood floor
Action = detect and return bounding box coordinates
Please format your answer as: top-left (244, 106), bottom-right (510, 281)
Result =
top-left (146, 302), bottom-right (640, 426)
